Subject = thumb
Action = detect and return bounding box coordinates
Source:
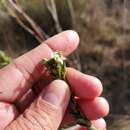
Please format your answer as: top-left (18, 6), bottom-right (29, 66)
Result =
top-left (5, 80), bottom-right (70, 130)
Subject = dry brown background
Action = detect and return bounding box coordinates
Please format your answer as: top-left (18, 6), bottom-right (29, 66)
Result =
top-left (1, 0), bottom-right (130, 129)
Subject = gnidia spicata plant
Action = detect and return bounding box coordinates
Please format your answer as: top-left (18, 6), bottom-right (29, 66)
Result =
top-left (43, 51), bottom-right (104, 130)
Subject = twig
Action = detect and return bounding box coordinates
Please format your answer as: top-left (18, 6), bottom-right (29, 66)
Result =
top-left (45, 0), bottom-right (82, 71)
top-left (45, 0), bottom-right (62, 33)
top-left (67, 0), bottom-right (75, 26)
top-left (67, 0), bottom-right (82, 71)
top-left (120, 0), bottom-right (128, 98)
top-left (15, 16), bottom-right (44, 43)
top-left (3, 0), bottom-right (48, 43)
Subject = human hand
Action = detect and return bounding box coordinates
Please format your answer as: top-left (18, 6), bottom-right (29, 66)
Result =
top-left (0, 31), bottom-right (109, 130)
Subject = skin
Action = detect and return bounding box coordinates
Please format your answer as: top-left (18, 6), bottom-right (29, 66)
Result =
top-left (0, 30), bottom-right (109, 130)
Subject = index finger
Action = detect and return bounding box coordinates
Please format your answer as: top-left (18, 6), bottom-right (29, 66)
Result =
top-left (0, 30), bottom-right (79, 102)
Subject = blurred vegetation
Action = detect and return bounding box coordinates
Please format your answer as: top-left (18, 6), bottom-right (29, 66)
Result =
top-left (0, 50), bottom-right (11, 68)
top-left (1, 0), bottom-right (130, 129)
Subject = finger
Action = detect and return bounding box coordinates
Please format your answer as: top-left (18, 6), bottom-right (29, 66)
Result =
top-left (61, 118), bottom-right (106, 130)
top-left (61, 107), bottom-right (107, 129)
top-left (5, 80), bottom-right (70, 130)
top-left (44, 30), bottom-right (79, 56)
top-left (66, 68), bottom-right (103, 99)
top-left (79, 97), bottom-right (109, 120)
top-left (61, 125), bottom-right (86, 130)
top-left (0, 102), bottom-right (18, 130)
top-left (91, 118), bottom-right (106, 129)
top-left (0, 30), bottom-right (79, 102)
top-left (16, 75), bottom-right (52, 112)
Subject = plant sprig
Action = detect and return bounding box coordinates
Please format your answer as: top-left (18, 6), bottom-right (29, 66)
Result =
top-left (43, 51), bottom-right (105, 130)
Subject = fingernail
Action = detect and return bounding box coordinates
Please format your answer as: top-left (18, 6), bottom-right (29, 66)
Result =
top-left (42, 80), bottom-right (70, 107)
top-left (67, 30), bottom-right (79, 44)
top-left (64, 30), bottom-right (79, 55)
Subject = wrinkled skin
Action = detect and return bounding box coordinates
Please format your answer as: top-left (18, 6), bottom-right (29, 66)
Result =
top-left (0, 31), bottom-right (109, 130)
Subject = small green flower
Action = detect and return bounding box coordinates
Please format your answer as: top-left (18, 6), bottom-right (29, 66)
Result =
top-left (43, 51), bottom-right (66, 80)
